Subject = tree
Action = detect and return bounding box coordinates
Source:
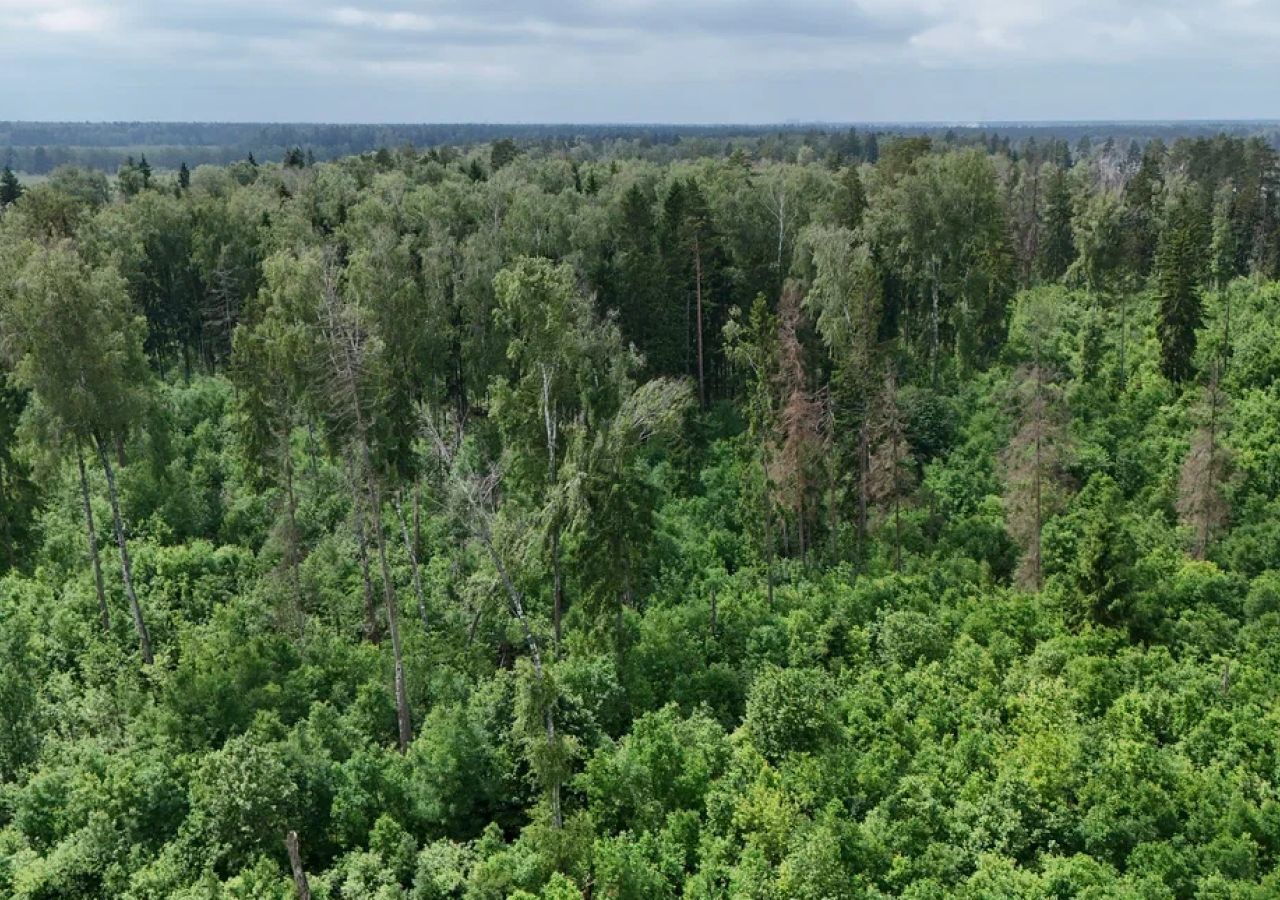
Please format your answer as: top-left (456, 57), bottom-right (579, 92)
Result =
top-left (1037, 164), bottom-right (1076, 281)
top-left (1178, 369), bottom-right (1231, 560)
top-left (659, 178), bottom-right (727, 404)
top-left (1002, 290), bottom-right (1072, 589)
top-left (866, 366), bottom-right (915, 570)
top-left (802, 226), bottom-right (883, 556)
top-left (491, 138), bottom-right (520, 171)
top-left (607, 183), bottom-right (670, 374)
top-left (178, 162), bottom-right (191, 191)
top-left (557, 377), bottom-right (693, 638)
top-left (1069, 189), bottom-right (1129, 384)
top-left (491, 257), bottom-right (632, 647)
top-left (1155, 183), bottom-right (1209, 384)
top-left (771, 284), bottom-right (827, 560)
top-left (0, 375), bottom-right (39, 573)
top-left (0, 242), bottom-right (154, 663)
top-left (866, 149), bottom-right (1013, 378)
top-left (424, 413), bottom-right (569, 828)
top-left (231, 251), bottom-right (318, 626)
top-left (725, 294), bottom-right (780, 602)
top-left (313, 249), bottom-right (414, 751)
top-left (0, 165), bottom-right (22, 207)
top-left (1121, 140), bottom-right (1163, 277)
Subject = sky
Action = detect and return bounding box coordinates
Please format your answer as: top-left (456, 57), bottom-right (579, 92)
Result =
top-left (3, 0), bottom-right (1280, 123)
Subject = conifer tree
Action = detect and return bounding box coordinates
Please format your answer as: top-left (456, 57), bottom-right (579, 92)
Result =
top-left (1038, 164), bottom-right (1076, 280)
top-left (1155, 184), bottom-right (1209, 384)
top-left (0, 166), bottom-right (22, 207)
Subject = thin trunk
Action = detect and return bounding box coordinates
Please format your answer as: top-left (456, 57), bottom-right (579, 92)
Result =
top-left (893, 496), bottom-right (902, 572)
top-left (541, 368), bottom-right (564, 652)
top-left (761, 450), bottom-right (776, 607)
top-left (929, 264), bottom-right (941, 386)
top-left (709, 586), bottom-right (718, 639)
top-left (394, 490), bottom-right (429, 632)
top-left (349, 462), bottom-right (381, 645)
top-left (412, 477), bottom-right (423, 560)
top-left (1118, 293), bottom-right (1128, 389)
top-left (1222, 289), bottom-right (1231, 373)
top-left (1031, 370), bottom-right (1044, 589)
top-left (475, 518), bottom-right (561, 827)
top-left (776, 193), bottom-right (786, 276)
top-left (283, 441), bottom-right (303, 627)
top-left (358, 437), bottom-right (412, 752)
top-left (550, 528), bottom-right (563, 650)
top-left (96, 434), bottom-right (152, 666)
top-left (857, 419), bottom-right (870, 564)
top-left (321, 258), bottom-right (409, 750)
top-left (694, 235), bottom-right (706, 409)
top-left (284, 830), bottom-right (311, 900)
top-left (1198, 371), bottom-right (1222, 559)
top-left (77, 446), bottom-right (109, 633)
top-left (305, 422), bottom-right (320, 481)
top-left (892, 431), bottom-right (903, 572)
top-left (797, 493), bottom-right (807, 562)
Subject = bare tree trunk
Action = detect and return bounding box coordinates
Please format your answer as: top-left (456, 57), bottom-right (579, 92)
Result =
top-left (429, 423), bottom-right (562, 828)
top-left (1118, 292), bottom-right (1127, 389)
top-left (354, 434), bottom-right (412, 752)
top-left (891, 430), bottom-right (903, 572)
top-left (694, 235), bottom-right (706, 409)
top-left (478, 521), bottom-right (565, 825)
top-left (394, 490), bottom-right (429, 632)
top-left (1222, 289), bottom-right (1231, 374)
top-left (348, 460), bottom-right (382, 644)
top-left (930, 264), bottom-right (941, 386)
top-left (1031, 369), bottom-right (1044, 589)
top-left (540, 367), bottom-right (564, 652)
top-left (412, 477), bottom-right (423, 561)
top-left (550, 527), bottom-right (564, 650)
top-left (857, 420), bottom-right (870, 564)
top-left (284, 830), bottom-right (311, 900)
top-left (283, 442), bottom-right (304, 628)
top-left (362, 460), bottom-right (412, 752)
top-left (78, 446), bottom-right (109, 633)
top-left (96, 434), bottom-right (152, 666)
top-left (709, 586), bottom-right (718, 639)
top-left (761, 451), bottom-right (776, 607)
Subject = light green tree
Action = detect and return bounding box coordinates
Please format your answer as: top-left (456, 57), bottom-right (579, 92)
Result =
top-left (0, 241), bottom-right (154, 663)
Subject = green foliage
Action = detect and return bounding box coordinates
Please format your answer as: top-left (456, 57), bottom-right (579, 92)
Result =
top-left (3, 129), bottom-right (1280, 898)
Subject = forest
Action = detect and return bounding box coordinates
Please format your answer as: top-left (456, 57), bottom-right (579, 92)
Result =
top-left (2, 127), bottom-right (1280, 899)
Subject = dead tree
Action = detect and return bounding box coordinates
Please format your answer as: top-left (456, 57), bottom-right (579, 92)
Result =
top-left (1178, 369), bottom-right (1231, 560)
top-left (284, 830), bottom-right (311, 900)
top-left (319, 256), bottom-right (412, 752)
top-left (77, 446), bottom-right (109, 632)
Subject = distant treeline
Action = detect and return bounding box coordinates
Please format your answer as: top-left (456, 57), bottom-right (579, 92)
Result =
top-left (4, 119), bottom-right (1280, 174)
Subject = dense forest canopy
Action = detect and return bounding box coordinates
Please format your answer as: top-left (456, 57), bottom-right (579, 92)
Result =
top-left (5, 119), bottom-right (1280, 174)
top-left (3, 126), bottom-right (1280, 898)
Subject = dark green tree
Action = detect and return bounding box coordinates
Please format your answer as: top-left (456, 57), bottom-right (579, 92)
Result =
top-left (0, 165), bottom-right (22, 207)
top-left (1155, 183), bottom-right (1209, 384)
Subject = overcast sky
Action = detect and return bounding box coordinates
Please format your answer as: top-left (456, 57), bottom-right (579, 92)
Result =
top-left (3, 0), bottom-right (1280, 123)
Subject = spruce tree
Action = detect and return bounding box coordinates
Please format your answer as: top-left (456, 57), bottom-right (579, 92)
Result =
top-left (0, 166), bottom-right (21, 207)
top-left (1155, 185), bottom-right (1209, 384)
top-left (1038, 165), bottom-right (1075, 280)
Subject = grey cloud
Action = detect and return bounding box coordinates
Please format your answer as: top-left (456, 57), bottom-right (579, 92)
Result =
top-left (2, 0), bottom-right (1279, 122)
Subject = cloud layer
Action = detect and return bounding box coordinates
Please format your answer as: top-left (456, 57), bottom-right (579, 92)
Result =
top-left (3, 0), bottom-right (1278, 122)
